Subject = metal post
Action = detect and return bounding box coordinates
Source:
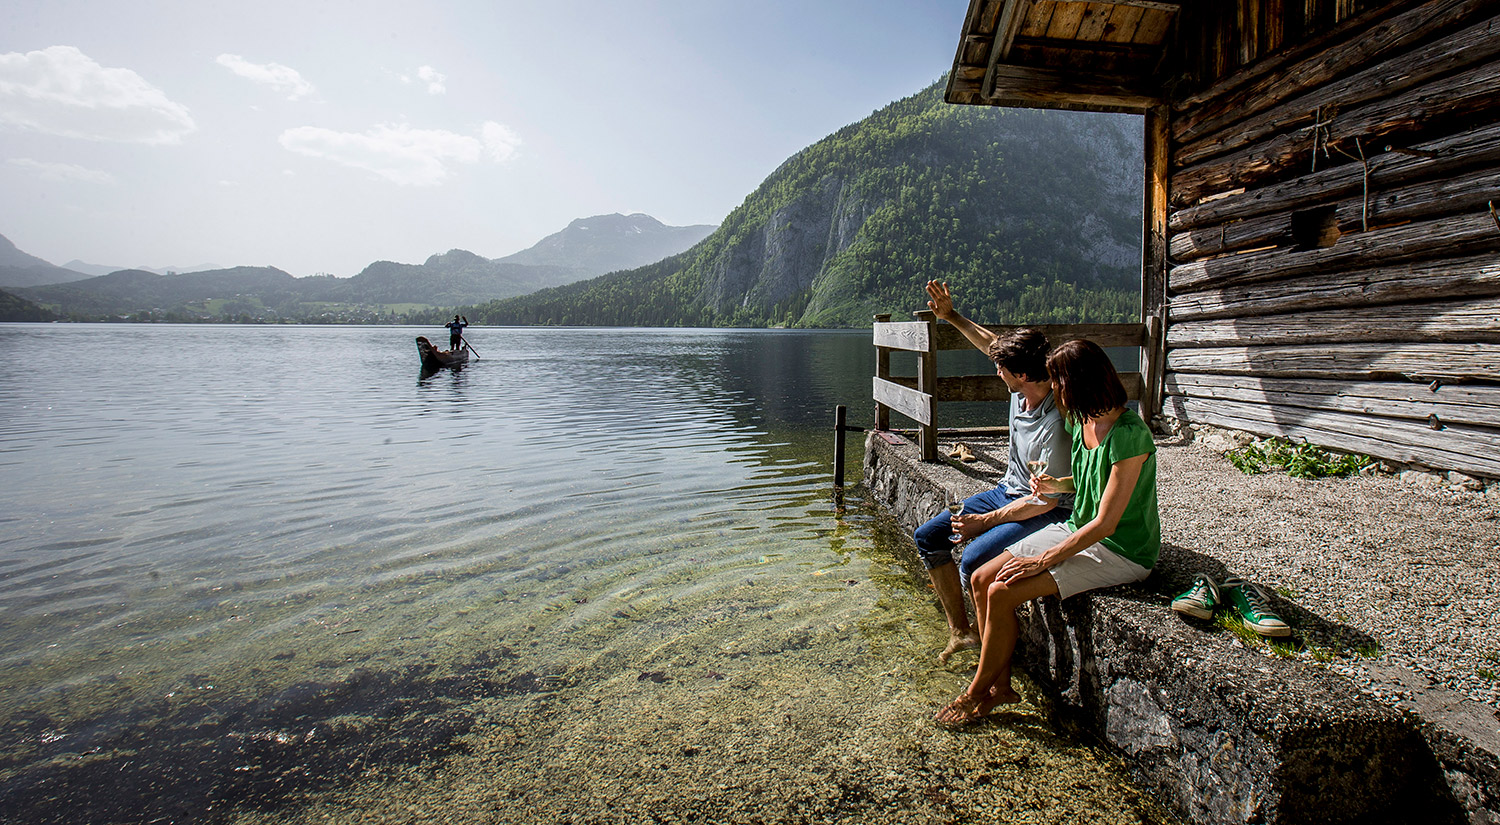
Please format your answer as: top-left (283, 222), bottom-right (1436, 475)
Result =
top-left (833, 405), bottom-right (847, 488)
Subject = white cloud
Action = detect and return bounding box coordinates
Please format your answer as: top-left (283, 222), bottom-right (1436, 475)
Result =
top-left (416, 65), bottom-right (446, 95)
top-left (8, 157), bottom-right (116, 184)
top-left (481, 121), bottom-right (521, 162)
top-left (0, 45), bottom-right (195, 144)
top-left (216, 54), bottom-right (316, 100)
top-left (278, 121), bottom-right (521, 186)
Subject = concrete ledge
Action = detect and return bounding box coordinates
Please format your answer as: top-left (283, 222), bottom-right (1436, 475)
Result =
top-left (864, 430), bottom-right (1499, 825)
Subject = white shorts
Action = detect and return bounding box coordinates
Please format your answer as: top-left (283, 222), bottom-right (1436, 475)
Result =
top-left (1008, 522), bottom-right (1151, 600)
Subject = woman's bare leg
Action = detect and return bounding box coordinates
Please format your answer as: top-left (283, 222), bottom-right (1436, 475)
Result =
top-left (936, 571), bottom-right (1059, 723)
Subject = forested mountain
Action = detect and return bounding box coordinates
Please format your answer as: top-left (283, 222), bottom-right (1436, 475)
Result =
top-left (10, 214), bottom-right (715, 322)
top-left (465, 80), bottom-right (1142, 328)
top-left (0, 233), bottom-right (87, 289)
top-left (0, 288), bottom-right (58, 322)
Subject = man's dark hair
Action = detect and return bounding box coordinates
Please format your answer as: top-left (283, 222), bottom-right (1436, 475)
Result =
top-left (1046, 339), bottom-right (1128, 422)
top-left (986, 328), bottom-right (1050, 382)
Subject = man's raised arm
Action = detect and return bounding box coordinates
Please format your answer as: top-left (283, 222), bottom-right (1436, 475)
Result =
top-left (925, 280), bottom-right (998, 356)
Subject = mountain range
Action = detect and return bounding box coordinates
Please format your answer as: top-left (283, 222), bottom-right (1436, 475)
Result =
top-left (463, 79), bottom-right (1142, 329)
top-left (2, 214), bottom-right (715, 322)
top-left (5, 77), bottom-right (1144, 328)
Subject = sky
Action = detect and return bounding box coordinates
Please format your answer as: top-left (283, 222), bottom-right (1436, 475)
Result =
top-left (0, 1), bottom-right (968, 277)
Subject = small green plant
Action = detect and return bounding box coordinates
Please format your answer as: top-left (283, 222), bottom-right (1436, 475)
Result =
top-left (1276, 586), bottom-right (1299, 599)
top-left (1226, 438), bottom-right (1373, 479)
top-left (1479, 668), bottom-right (1498, 682)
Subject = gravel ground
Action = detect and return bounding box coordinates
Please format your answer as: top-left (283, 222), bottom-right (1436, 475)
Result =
top-left (1152, 429), bottom-right (1500, 713)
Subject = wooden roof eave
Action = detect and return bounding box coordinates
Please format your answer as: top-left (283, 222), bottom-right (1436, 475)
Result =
top-left (947, 0), bottom-right (1172, 114)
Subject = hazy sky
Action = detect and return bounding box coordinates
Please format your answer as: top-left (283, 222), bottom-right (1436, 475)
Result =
top-left (1, 1), bottom-right (967, 276)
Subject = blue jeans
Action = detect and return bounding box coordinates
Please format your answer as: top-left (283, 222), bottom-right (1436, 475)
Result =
top-left (912, 488), bottom-right (1068, 588)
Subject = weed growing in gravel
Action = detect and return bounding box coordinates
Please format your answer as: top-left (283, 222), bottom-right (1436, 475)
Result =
top-left (1226, 438), bottom-right (1373, 479)
top-left (1479, 668), bottom-right (1498, 682)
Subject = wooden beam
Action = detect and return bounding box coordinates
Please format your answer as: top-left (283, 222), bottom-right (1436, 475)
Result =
top-left (982, 0), bottom-right (1034, 98)
top-left (1169, 165), bottom-right (1500, 262)
top-left (1171, 58), bottom-right (1500, 205)
top-left (873, 321), bottom-right (930, 352)
top-left (873, 377), bottom-right (933, 427)
top-left (931, 321), bottom-right (1147, 351)
top-left (1167, 343), bottom-right (1500, 382)
top-left (1165, 372), bottom-right (1500, 429)
top-left (1168, 253), bottom-right (1500, 322)
top-left (1167, 297), bottom-right (1500, 348)
top-left (1169, 211), bottom-right (1500, 295)
top-left (1175, 11), bottom-right (1500, 170)
top-left (982, 64), bottom-right (1160, 110)
top-left (1169, 120), bottom-right (1500, 233)
top-left (1162, 395), bottom-right (1500, 478)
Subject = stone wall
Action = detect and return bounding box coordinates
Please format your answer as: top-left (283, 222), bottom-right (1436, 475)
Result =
top-left (864, 431), bottom-right (1497, 825)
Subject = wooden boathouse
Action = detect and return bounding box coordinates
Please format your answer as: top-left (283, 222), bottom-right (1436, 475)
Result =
top-left (946, 0), bottom-right (1500, 480)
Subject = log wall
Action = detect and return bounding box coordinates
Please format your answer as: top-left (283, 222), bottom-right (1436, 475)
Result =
top-left (1161, 0), bottom-right (1500, 479)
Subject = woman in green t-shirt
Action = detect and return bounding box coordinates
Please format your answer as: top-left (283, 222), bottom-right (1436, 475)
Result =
top-left (936, 339), bottom-right (1160, 725)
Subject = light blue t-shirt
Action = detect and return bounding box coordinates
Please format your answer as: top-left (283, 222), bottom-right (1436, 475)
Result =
top-left (1001, 390), bottom-right (1073, 511)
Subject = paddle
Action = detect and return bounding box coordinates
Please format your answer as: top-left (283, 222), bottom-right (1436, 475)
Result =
top-left (460, 337), bottom-right (481, 359)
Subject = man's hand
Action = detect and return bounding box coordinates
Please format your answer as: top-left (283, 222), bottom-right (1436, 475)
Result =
top-left (950, 511), bottom-right (991, 540)
top-left (925, 280), bottom-right (958, 321)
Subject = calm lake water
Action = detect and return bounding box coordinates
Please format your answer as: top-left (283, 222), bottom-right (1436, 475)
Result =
top-left (0, 324), bottom-right (1166, 825)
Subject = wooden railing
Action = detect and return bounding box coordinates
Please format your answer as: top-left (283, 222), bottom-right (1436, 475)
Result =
top-left (873, 310), bottom-right (1161, 461)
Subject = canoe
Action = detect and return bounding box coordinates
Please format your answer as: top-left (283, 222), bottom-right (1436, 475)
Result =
top-left (415, 336), bottom-right (470, 370)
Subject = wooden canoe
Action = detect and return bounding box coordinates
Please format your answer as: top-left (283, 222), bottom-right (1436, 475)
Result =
top-left (415, 336), bottom-right (469, 370)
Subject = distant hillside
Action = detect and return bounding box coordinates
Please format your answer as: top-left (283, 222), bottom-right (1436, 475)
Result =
top-left (11, 213), bottom-right (715, 322)
top-left (62, 260), bottom-right (224, 278)
top-left (0, 233), bottom-right (88, 289)
top-left (497, 213), bottom-right (716, 274)
top-left (0, 288), bottom-right (59, 321)
top-left (466, 80), bottom-right (1142, 328)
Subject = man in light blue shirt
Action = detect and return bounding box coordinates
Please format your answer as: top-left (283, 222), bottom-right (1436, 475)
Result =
top-left (913, 281), bottom-right (1073, 662)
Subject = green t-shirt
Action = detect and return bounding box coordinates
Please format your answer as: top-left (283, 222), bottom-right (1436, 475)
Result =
top-left (1063, 409), bottom-right (1160, 569)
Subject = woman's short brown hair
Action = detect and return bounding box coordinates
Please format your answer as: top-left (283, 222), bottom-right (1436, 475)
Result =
top-left (986, 328), bottom-right (1050, 382)
top-left (1046, 339), bottom-right (1127, 422)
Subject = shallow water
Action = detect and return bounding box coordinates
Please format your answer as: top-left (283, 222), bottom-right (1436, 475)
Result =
top-left (0, 323), bottom-right (1170, 824)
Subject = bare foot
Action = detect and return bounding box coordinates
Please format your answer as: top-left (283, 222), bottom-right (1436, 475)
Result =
top-left (935, 691), bottom-right (999, 726)
top-left (938, 630), bottom-right (980, 663)
top-left (988, 683), bottom-right (1022, 705)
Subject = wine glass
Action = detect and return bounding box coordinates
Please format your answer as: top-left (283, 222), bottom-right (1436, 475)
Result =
top-left (947, 497), bottom-right (965, 543)
top-left (1027, 456), bottom-right (1052, 506)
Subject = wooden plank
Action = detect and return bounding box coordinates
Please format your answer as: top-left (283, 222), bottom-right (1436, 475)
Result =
top-left (1169, 211), bottom-right (1500, 295)
top-left (1046, 1), bottom-right (1088, 37)
top-left (1075, 2), bottom-right (1114, 40)
top-left (1165, 372), bottom-right (1500, 428)
top-left (1021, 0), bottom-right (1060, 37)
top-left (1162, 395), bottom-right (1500, 477)
top-left (1172, 59), bottom-right (1500, 206)
top-left (932, 322), bottom-right (1147, 350)
top-left (873, 377), bottom-right (933, 426)
top-left (1171, 0), bottom-right (1476, 140)
top-left (1100, 3), bottom-right (1146, 42)
top-left (981, 64), bottom-right (1160, 109)
top-left (1167, 343), bottom-right (1500, 382)
top-left (1168, 253), bottom-right (1500, 322)
top-left (1175, 11), bottom-right (1500, 170)
top-left (1169, 164), bottom-right (1500, 261)
top-left (873, 321), bottom-right (930, 352)
top-left (1170, 120), bottom-right (1500, 233)
top-left (931, 372), bottom-right (1145, 401)
top-left (1130, 6), bottom-right (1177, 45)
top-left (1169, 298), bottom-right (1500, 348)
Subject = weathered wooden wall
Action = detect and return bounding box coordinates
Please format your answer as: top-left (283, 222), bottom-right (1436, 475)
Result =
top-left (1160, 0), bottom-right (1500, 479)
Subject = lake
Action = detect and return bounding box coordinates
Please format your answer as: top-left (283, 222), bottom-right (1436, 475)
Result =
top-left (0, 323), bottom-right (1168, 824)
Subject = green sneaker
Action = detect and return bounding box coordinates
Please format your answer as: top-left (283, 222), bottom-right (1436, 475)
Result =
top-left (1170, 573), bottom-right (1220, 620)
top-left (1223, 578), bottom-right (1291, 637)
